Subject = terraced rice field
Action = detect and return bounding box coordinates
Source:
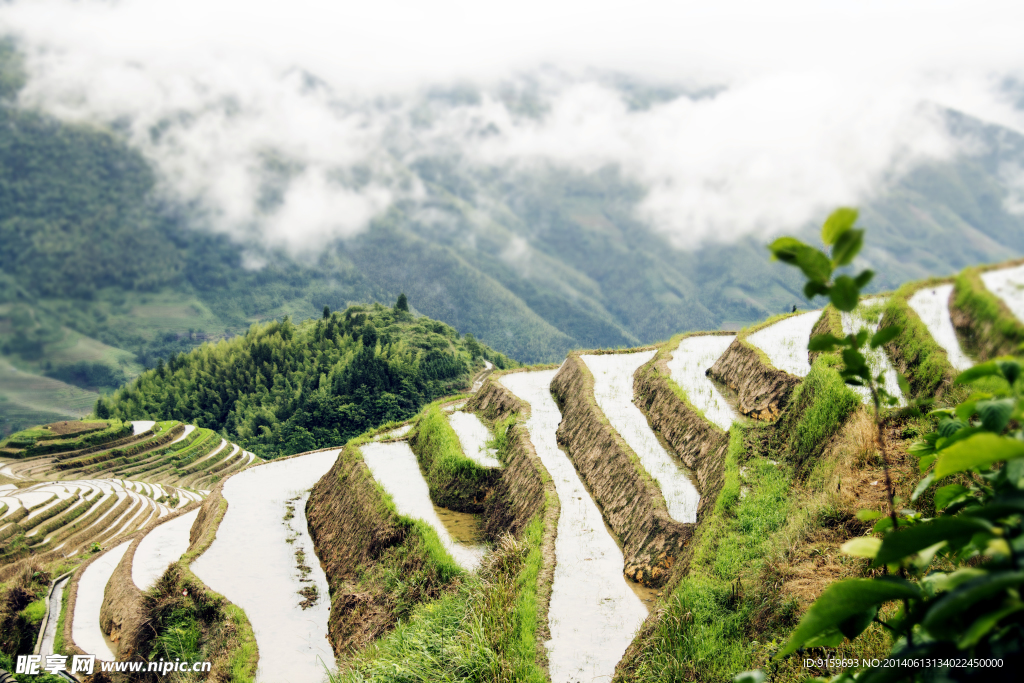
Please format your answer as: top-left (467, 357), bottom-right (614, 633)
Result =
top-left (667, 335), bottom-right (738, 430)
top-left (191, 450), bottom-right (338, 683)
top-left (132, 508), bottom-right (201, 590)
top-left (841, 299), bottom-right (905, 406)
top-left (981, 263), bottom-right (1024, 322)
top-left (583, 352), bottom-right (700, 523)
top-left (0, 476), bottom-right (201, 561)
top-left (746, 311), bottom-right (821, 377)
top-left (908, 285), bottom-right (974, 371)
top-left (73, 540), bottom-right (132, 661)
top-left (500, 369), bottom-right (647, 683)
top-left (361, 441), bottom-right (486, 569)
top-left (447, 411), bottom-right (501, 468)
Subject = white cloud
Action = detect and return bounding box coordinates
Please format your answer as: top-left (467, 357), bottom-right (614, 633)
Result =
top-left (1, 0), bottom-right (1023, 252)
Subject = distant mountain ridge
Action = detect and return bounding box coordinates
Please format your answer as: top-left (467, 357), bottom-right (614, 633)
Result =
top-left (2, 43), bottom-right (1024, 430)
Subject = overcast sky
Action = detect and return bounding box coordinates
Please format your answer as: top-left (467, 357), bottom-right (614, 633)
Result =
top-left (2, 0), bottom-right (1023, 252)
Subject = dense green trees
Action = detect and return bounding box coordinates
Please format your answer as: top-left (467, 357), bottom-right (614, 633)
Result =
top-left (99, 304), bottom-right (514, 457)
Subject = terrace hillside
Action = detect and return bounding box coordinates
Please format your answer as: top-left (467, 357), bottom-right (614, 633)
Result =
top-left (2, 256), bottom-right (1023, 682)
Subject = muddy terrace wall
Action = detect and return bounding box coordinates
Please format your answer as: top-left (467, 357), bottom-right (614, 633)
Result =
top-left (707, 335), bottom-right (801, 421)
top-left (464, 371), bottom-right (557, 671)
top-left (98, 501), bottom-right (203, 660)
top-left (465, 376), bottom-right (552, 538)
top-left (633, 336), bottom-right (730, 525)
top-left (551, 354), bottom-right (690, 587)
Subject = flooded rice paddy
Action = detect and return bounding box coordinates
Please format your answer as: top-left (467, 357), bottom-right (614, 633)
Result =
top-left (841, 299), bottom-right (905, 405)
top-left (667, 335), bottom-right (738, 430)
top-left (908, 285), bottom-right (974, 371)
top-left (500, 369), bottom-right (647, 683)
top-left (132, 508), bottom-right (201, 591)
top-left (360, 441), bottom-right (485, 570)
top-left (583, 352), bottom-right (700, 523)
top-left (191, 450), bottom-right (338, 683)
top-left (447, 411), bottom-right (501, 468)
top-left (981, 263), bottom-right (1024, 323)
top-left (746, 311), bottom-right (821, 377)
top-left (73, 540), bottom-right (132, 661)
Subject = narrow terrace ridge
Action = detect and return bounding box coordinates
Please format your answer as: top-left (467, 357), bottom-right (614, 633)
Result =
top-left (582, 351), bottom-right (700, 523)
top-left (500, 369), bottom-right (647, 683)
top-left (908, 284), bottom-right (974, 371)
top-left (191, 449), bottom-right (338, 683)
top-left (360, 440), bottom-right (485, 569)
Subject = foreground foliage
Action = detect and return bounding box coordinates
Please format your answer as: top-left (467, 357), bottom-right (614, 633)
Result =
top-left (740, 209), bottom-right (1024, 681)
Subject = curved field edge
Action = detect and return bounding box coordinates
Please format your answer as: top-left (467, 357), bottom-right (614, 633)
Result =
top-left (633, 338), bottom-right (730, 526)
top-left (707, 314), bottom-right (805, 421)
top-left (950, 258), bottom-right (1024, 361)
top-left (407, 396), bottom-right (498, 512)
top-left (877, 277), bottom-right (962, 401)
top-left (551, 351), bottom-right (690, 587)
top-left (61, 484), bottom-right (259, 682)
top-left (616, 354), bottom-right (930, 682)
top-left (329, 374), bottom-right (558, 681)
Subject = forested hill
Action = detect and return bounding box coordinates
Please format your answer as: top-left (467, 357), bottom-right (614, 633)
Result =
top-left (97, 302), bottom-right (513, 457)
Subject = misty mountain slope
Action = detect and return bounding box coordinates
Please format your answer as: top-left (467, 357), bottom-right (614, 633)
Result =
top-left (3, 32), bottom-right (1024, 390)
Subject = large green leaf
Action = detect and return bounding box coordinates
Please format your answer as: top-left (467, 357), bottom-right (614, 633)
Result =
top-left (776, 578), bottom-right (920, 657)
top-left (796, 246), bottom-right (833, 284)
top-left (869, 325), bottom-right (899, 349)
top-left (977, 398), bottom-right (1014, 433)
top-left (808, 333), bottom-right (845, 351)
top-left (954, 361), bottom-right (1000, 385)
top-left (873, 517), bottom-right (991, 565)
top-left (933, 484), bottom-right (970, 511)
top-left (832, 228), bottom-right (864, 267)
top-left (957, 601), bottom-right (1024, 648)
top-left (829, 275), bottom-right (860, 312)
top-left (822, 207), bottom-right (859, 246)
top-left (768, 236), bottom-right (807, 264)
top-left (934, 433), bottom-right (1024, 478)
top-left (922, 570), bottom-right (1024, 638)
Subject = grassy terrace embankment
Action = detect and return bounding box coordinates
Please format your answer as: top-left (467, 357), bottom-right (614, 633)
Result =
top-left (616, 350), bottom-right (933, 681)
top-left (877, 277), bottom-right (962, 401)
top-left (950, 258), bottom-right (1024, 360)
top-left (309, 372), bottom-right (557, 680)
top-left (706, 313), bottom-right (805, 421)
top-left (551, 351), bottom-right (690, 587)
top-left (77, 483), bottom-right (259, 682)
top-left (407, 397), bottom-right (499, 512)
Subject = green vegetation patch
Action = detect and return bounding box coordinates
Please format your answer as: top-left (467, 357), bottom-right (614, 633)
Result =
top-left (775, 355), bottom-right (860, 472)
top-left (101, 306), bottom-right (514, 458)
top-left (952, 262), bottom-right (1024, 359)
top-left (409, 400), bottom-right (499, 512)
top-left (879, 278), bottom-right (960, 400)
top-left (335, 519), bottom-right (547, 683)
